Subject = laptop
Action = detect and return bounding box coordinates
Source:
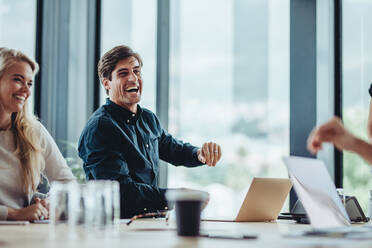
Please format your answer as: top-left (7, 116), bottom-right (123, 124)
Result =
top-left (281, 157), bottom-right (372, 238)
top-left (283, 156), bottom-right (350, 228)
top-left (204, 177), bottom-right (292, 222)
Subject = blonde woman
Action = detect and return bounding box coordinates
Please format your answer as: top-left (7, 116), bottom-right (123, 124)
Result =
top-left (0, 48), bottom-right (74, 221)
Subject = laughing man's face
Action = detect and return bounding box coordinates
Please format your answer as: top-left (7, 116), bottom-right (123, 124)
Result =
top-left (104, 57), bottom-right (142, 112)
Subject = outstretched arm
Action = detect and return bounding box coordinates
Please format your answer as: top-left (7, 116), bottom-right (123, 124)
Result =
top-left (368, 100), bottom-right (372, 141)
top-left (307, 116), bottom-right (372, 164)
top-left (158, 130), bottom-right (222, 167)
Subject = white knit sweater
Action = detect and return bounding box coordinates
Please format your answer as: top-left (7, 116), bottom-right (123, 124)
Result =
top-left (0, 122), bottom-right (75, 220)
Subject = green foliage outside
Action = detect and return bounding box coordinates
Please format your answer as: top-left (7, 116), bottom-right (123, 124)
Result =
top-left (57, 140), bottom-right (86, 184)
top-left (343, 107), bottom-right (372, 213)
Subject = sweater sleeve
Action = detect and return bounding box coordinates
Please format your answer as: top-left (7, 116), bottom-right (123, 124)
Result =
top-left (38, 123), bottom-right (75, 182)
top-left (0, 205), bottom-right (8, 220)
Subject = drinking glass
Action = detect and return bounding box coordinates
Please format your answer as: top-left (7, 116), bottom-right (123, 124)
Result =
top-left (49, 181), bottom-right (78, 226)
top-left (91, 180), bottom-right (113, 229)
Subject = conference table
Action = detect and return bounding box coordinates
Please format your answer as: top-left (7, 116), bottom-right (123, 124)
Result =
top-left (1, 219), bottom-right (372, 248)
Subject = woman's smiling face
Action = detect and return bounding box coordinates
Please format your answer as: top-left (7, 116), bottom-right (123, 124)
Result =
top-left (0, 61), bottom-right (34, 114)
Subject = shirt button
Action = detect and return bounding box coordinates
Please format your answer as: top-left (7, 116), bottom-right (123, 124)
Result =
top-left (146, 144), bottom-right (149, 148)
top-left (126, 119), bottom-right (130, 123)
top-left (132, 114), bottom-right (135, 117)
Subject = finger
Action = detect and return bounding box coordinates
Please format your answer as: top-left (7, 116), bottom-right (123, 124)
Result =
top-left (40, 207), bottom-right (48, 219)
top-left (37, 203), bottom-right (48, 216)
top-left (217, 145), bottom-right (222, 161)
top-left (213, 143), bottom-right (219, 166)
top-left (35, 209), bottom-right (42, 219)
top-left (41, 199), bottom-right (50, 210)
top-left (35, 197), bottom-right (41, 203)
top-left (202, 144), bottom-right (210, 165)
top-left (198, 154), bottom-right (206, 163)
top-left (32, 213), bottom-right (39, 221)
top-left (208, 142), bottom-right (214, 166)
top-left (209, 143), bottom-right (216, 166)
top-left (197, 148), bottom-right (206, 163)
top-left (212, 144), bottom-right (220, 165)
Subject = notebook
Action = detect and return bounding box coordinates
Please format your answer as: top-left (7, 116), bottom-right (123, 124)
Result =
top-left (204, 177), bottom-right (292, 222)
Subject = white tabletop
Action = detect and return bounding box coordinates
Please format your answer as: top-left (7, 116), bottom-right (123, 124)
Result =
top-left (0, 219), bottom-right (371, 248)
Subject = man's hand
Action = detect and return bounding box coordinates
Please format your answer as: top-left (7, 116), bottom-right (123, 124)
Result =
top-left (307, 116), bottom-right (356, 154)
top-left (197, 142), bottom-right (222, 166)
top-left (7, 201), bottom-right (49, 221)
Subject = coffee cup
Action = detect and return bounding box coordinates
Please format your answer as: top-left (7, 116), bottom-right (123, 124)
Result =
top-left (166, 189), bottom-right (209, 236)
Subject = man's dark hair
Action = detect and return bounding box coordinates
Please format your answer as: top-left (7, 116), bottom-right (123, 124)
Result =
top-left (98, 45), bottom-right (143, 94)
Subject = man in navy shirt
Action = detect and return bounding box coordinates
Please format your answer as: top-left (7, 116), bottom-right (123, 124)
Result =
top-left (78, 45), bottom-right (222, 218)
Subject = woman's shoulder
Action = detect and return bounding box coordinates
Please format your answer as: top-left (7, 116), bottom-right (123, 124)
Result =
top-left (32, 121), bottom-right (56, 149)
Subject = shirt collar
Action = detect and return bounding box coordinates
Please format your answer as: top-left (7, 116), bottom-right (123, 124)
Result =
top-left (105, 98), bottom-right (142, 124)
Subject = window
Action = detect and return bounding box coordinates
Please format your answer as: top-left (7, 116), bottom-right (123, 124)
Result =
top-left (168, 0), bottom-right (290, 217)
top-left (342, 0), bottom-right (372, 212)
top-left (100, 0), bottom-right (157, 112)
top-left (0, 0), bottom-right (37, 111)
top-left (63, 0), bottom-right (94, 182)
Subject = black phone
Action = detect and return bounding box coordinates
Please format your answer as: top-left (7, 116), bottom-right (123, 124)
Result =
top-left (345, 196), bottom-right (370, 223)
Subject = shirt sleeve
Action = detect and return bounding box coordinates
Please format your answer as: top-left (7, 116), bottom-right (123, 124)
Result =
top-left (78, 118), bottom-right (169, 218)
top-left (38, 123), bottom-right (75, 182)
top-left (158, 129), bottom-right (204, 167)
top-left (0, 205), bottom-right (8, 220)
top-left (150, 112), bottom-right (203, 167)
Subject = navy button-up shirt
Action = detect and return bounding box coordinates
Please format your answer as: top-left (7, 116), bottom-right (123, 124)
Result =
top-left (78, 99), bottom-right (203, 218)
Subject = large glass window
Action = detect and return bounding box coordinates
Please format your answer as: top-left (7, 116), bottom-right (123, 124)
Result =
top-left (63, 0), bottom-right (93, 182)
top-left (0, 0), bottom-right (37, 110)
top-left (100, 0), bottom-right (157, 112)
top-left (342, 0), bottom-right (372, 212)
top-left (168, 0), bottom-right (290, 217)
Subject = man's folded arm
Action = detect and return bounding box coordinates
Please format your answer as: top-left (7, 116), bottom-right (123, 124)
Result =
top-left (84, 155), bottom-right (169, 218)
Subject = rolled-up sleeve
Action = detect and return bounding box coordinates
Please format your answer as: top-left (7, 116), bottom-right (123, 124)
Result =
top-left (79, 119), bottom-right (168, 218)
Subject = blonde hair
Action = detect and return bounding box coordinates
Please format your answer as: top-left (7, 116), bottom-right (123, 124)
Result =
top-left (0, 47), bottom-right (44, 194)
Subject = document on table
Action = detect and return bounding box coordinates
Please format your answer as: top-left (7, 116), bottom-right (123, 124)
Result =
top-left (283, 156), bottom-right (350, 228)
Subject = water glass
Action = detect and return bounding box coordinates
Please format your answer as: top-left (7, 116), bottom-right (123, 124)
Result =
top-left (90, 180), bottom-right (121, 229)
top-left (111, 180), bottom-right (121, 225)
top-left (49, 181), bottom-right (78, 226)
top-left (49, 180), bottom-right (121, 235)
top-left (76, 183), bottom-right (96, 227)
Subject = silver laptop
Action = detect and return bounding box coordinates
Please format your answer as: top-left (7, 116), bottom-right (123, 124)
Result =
top-left (204, 177), bottom-right (292, 222)
top-left (283, 156), bottom-right (350, 228)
